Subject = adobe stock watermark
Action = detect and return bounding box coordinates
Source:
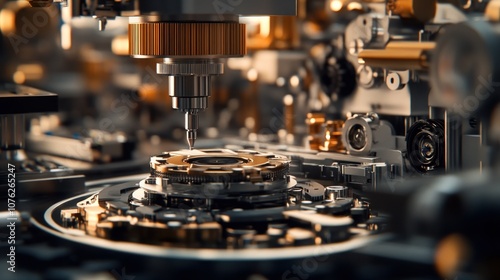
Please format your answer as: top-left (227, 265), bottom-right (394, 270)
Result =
top-left (213, 0), bottom-right (243, 19)
top-left (111, 266), bottom-right (136, 280)
top-left (282, 245), bottom-right (336, 280)
top-left (446, 74), bottom-right (500, 130)
top-left (258, 107), bottom-right (286, 135)
top-left (7, 5), bottom-right (59, 54)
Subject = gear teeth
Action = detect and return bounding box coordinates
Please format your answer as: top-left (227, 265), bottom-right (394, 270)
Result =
top-left (150, 150), bottom-right (289, 184)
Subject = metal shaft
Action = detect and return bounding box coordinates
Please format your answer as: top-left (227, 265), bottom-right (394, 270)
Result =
top-left (185, 111), bottom-right (199, 150)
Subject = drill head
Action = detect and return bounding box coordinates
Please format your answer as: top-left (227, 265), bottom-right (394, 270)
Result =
top-left (185, 112), bottom-right (199, 150)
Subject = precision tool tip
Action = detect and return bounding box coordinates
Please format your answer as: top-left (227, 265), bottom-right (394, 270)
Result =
top-left (185, 112), bottom-right (198, 150)
top-left (186, 129), bottom-right (197, 150)
top-left (187, 135), bottom-right (195, 150)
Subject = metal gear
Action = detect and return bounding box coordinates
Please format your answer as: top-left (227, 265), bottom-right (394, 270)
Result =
top-left (150, 149), bottom-right (290, 184)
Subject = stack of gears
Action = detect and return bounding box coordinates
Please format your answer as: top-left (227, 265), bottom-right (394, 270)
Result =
top-left (46, 149), bottom-right (378, 253)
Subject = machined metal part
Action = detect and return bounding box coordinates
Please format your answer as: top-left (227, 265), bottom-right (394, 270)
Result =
top-left (358, 42), bottom-right (435, 71)
top-left (48, 159), bottom-right (377, 252)
top-left (325, 186), bottom-right (349, 200)
top-left (45, 186), bottom-right (379, 257)
top-left (306, 113), bottom-right (326, 150)
top-left (344, 14), bottom-right (430, 116)
top-left (406, 119), bottom-right (445, 173)
top-left (342, 113), bottom-right (396, 156)
top-left (42, 145), bottom-right (382, 253)
top-left (149, 149), bottom-right (290, 183)
top-left (320, 120), bottom-right (345, 152)
top-left (25, 133), bottom-right (135, 163)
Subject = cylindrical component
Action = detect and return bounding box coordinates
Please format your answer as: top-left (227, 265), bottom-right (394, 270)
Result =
top-left (386, 72), bottom-right (405, 91)
top-left (343, 114), bottom-right (379, 155)
top-left (306, 113), bottom-right (326, 150)
top-left (320, 120), bottom-right (345, 152)
top-left (128, 22), bottom-right (246, 58)
top-left (342, 113), bottom-right (395, 156)
top-left (283, 95), bottom-right (295, 134)
top-left (1, 115), bottom-right (25, 150)
top-left (157, 59), bottom-right (224, 76)
top-left (406, 119), bottom-right (445, 173)
top-left (185, 112), bottom-right (199, 150)
top-left (185, 112), bottom-right (199, 131)
top-left (357, 65), bottom-right (381, 89)
top-left (169, 76), bottom-right (211, 111)
top-left (325, 186), bottom-right (349, 200)
top-left (97, 17), bottom-right (107, 31)
top-left (358, 42), bottom-right (435, 70)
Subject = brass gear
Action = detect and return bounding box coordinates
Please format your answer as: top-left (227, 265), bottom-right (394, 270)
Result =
top-left (129, 22), bottom-right (247, 58)
top-left (150, 149), bottom-right (289, 183)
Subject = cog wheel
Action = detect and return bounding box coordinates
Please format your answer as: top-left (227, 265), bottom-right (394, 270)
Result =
top-left (150, 149), bottom-right (290, 184)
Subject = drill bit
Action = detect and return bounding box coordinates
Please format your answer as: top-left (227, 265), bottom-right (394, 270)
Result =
top-left (185, 111), bottom-right (198, 150)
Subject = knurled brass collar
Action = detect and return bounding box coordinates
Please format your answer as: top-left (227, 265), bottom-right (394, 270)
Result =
top-left (129, 22), bottom-right (246, 58)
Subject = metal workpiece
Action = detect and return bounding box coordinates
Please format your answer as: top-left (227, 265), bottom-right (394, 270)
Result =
top-left (342, 113), bottom-right (396, 156)
top-left (149, 149), bottom-right (290, 183)
top-left (50, 148), bottom-right (381, 256)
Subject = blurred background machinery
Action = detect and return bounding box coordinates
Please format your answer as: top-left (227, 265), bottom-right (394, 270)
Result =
top-left (1, 0), bottom-right (500, 279)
